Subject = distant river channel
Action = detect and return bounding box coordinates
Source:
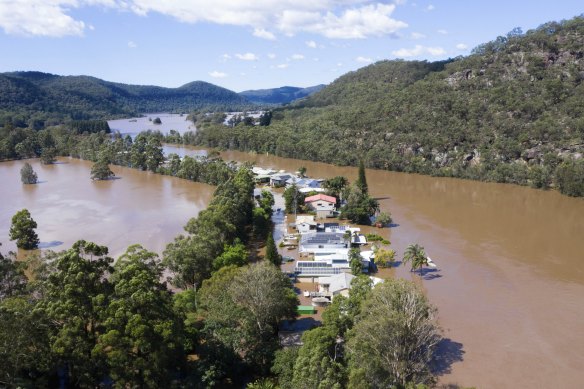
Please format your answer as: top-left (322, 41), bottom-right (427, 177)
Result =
top-left (1, 116), bottom-right (583, 388)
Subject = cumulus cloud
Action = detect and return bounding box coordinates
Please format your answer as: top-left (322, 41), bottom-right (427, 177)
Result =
top-left (209, 70), bottom-right (227, 78)
top-left (253, 28), bottom-right (276, 40)
top-left (276, 63), bottom-right (289, 69)
top-left (267, 53), bottom-right (276, 59)
top-left (306, 40), bottom-right (317, 48)
top-left (291, 54), bottom-right (305, 60)
top-left (425, 4), bottom-right (435, 11)
top-left (356, 56), bottom-right (372, 63)
top-left (392, 44), bottom-right (446, 57)
top-left (410, 32), bottom-right (426, 39)
top-left (235, 52), bottom-right (259, 61)
top-left (0, 1), bottom-right (408, 39)
top-left (437, 29), bottom-right (448, 34)
top-left (456, 43), bottom-right (468, 50)
top-left (127, 40), bottom-right (137, 48)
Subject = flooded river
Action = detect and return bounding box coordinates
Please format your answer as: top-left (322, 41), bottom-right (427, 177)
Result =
top-left (0, 158), bottom-right (214, 257)
top-left (171, 145), bottom-right (584, 388)
top-left (1, 141), bottom-right (583, 388)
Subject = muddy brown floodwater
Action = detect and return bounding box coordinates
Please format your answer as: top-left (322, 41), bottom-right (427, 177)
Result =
top-left (167, 145), bottom-right (584, 389)
top-left (2, 145), bottom-right (584, 388)
top-left (0, 158), bottom-right (215, 257)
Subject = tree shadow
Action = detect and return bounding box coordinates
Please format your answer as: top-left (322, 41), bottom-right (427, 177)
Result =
top-left (38, 241), bottom-right (64, 249)
top-left (373, 196), bottom-right (391, 201)
top-left (431, 338), bottom-right (465, 376)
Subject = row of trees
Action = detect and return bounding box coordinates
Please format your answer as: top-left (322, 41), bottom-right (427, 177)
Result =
top-left (0, 240), bottom-right (297, 387)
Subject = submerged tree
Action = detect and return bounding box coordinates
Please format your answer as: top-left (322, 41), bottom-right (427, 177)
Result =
top-left (356, 159), bottom-right (368, 195)
top-left (9, 209), bottom-right (39, 250)
top-left (90, 157), bottom-right (115, 180)
top-left (403, 243), bottom-right (428, 273)
top-left (20, 162), bottom-right (38, 184)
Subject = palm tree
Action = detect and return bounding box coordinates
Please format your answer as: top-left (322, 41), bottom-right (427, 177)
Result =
top-left (403, 243), bottom-right (428, 274)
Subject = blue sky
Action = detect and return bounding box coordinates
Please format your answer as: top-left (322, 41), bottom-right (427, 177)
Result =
top-left (0, 1), bottom-right (582, 92)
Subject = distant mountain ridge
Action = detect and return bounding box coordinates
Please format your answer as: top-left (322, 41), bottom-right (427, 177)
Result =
top-left (239, 85), bottom-right (325, 104)
top-left (0, 71), bottom-right (250, 125)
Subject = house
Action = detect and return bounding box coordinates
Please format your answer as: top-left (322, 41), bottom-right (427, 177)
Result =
top-left (270, 174), bottom-right (293, 187)
top-left (295, 215), bottom-right (317, 234)
top-left (286, 178), bottom-right (323, 189)
top-left (299, 232), bottom-right (347, 253)
top-left (318, 273), bottom-right (384, 301)
top-left (304, 194), bottom-right (337, 219)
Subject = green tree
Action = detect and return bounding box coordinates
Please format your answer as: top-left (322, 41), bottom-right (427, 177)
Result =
top-left (341, 184), bottom-right (379, 225)
top-left (40, 240), bottom-right (113, 387)
top-left (298, 166), bottom-right (307, 177)
top-left (291, 325), bottom-right (346, 389)
top-left (95, 245), bottom-right (185, 388)
top-left (403, 243), bottom-right (428, 273)
top-left (20, 162), bottom-right (38, 184)
top-left (374, 248), bottom-right (396, 268)
top-left (349, 248), bottom-right (363, 275)
top-left (375, 211), bottom-right (392, 226)
top-left (0, 254), bottom-right (28, 300)
top-left (283, 184), bottom-right (304, 214)
top-left (153, 117), bottom-right (162, 124)
top-left (40, 147), bottom-right (57, 164)
top-left (90, 157), bottom-right (115, 180)
top-left (271, 347), bottom-right (299, 389)
top-left (9, 209), bottom-right (39, 249)
top-left (265, 232), bottom-right (281, 266)
top-left (0, 297), bottom-right (53, 387)
top-left (356, 159), bottom-right (368, 195)
top-left (347, 279), bottom-right (441, 387)
top-left (322, 176), bottom-right (348, 201)
top-left (213, 240), bottom-right (248, 271)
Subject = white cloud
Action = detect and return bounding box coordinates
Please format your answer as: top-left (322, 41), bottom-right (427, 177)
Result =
top-left (0, 1), bottom-right (408, 40)
top-left (222, 53), bottom-right (232, 60)
top-left (209, 70), bottom-right (227, 78)
top-left (356, 56), bottom-right (372, 63)
top-left (127, 40), bottom-right (137, 48)
top-left (437, 29), bottom-right (448, 34)
top-left (456, 43), bottom-right (468, 50)
top-left (291, 54), bottom-right (305, 60)
top-left (276, 63), bottom-right (289, 69)
top-left (306, 40), bottom-right (317, 48)
top-left (253, 28), bottom-right (276, 40)
top-left (426, 4), bottom-right (435, 11)
top-left (392, 44), bottom-right (446, 57)
top-left (235, 52), bottom-right (259, 61)
top-left (410, 32), bottom-right (426, 39)
top-left (267, 53), bottom-right (276, 59)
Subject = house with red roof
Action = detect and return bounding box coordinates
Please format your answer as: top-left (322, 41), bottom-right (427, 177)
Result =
top-left (304, 194), bottom-right (337, 219)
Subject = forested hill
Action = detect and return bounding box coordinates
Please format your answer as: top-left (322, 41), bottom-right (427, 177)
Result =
top-left (0, 72), bottom-right (251, 126)
top-left (239, 84), bottom-right (326, 104)
top-left (194, 16), bottom-right (584, 196)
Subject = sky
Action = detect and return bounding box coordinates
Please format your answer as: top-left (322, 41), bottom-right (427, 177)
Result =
top-left (0, 1), bottom-right (582, 92)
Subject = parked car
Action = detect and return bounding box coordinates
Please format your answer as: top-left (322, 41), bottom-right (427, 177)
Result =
top-left (282, 256), bottom-right (295, 262)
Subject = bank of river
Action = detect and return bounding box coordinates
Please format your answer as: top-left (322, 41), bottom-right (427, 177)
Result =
top-left (165, 144), bottom-right (584, 389)
top-left (0, 158), bottom-right (214, 257)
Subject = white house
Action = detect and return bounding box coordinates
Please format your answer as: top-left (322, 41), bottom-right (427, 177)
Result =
top-left (318, 273), bottom-right (384, 301)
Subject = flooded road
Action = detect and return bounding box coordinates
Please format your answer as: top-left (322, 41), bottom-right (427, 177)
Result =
top-left (167, 144), bottom-right (584, 388)
top-left (0, 158), bottom-right (214, 257)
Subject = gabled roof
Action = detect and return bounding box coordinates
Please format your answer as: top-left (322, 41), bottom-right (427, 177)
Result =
top-left (319, 272), bottom-right (355, 294)
top-left (304, 194), bottom-right (337, 204)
